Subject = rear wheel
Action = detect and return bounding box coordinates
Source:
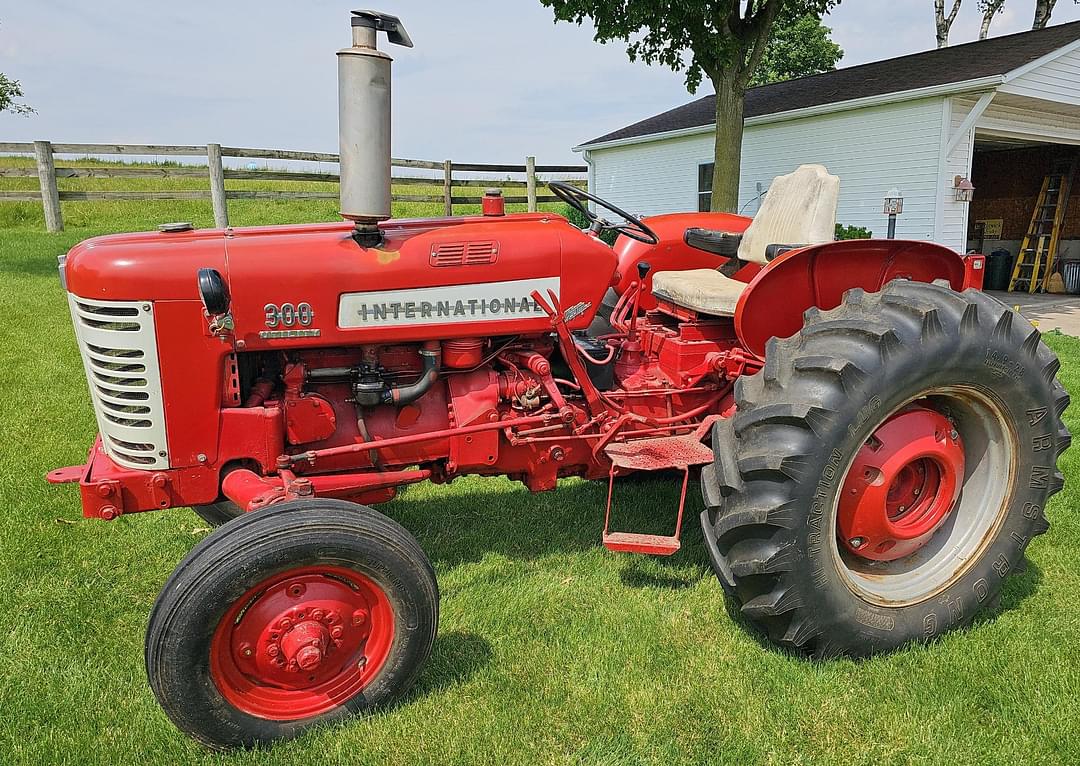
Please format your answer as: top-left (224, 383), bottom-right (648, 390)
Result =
top-left (146, 499), bottom-right (438, 750)
top-left (700, 281), bottom-right (1070, 657)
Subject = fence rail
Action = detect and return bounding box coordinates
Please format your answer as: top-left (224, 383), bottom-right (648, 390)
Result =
top-left (0, 140), bottom-right (587, 232)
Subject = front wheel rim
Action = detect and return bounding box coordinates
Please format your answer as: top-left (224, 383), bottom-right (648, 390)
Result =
top-left (832, 388), bottom-right (1017, 606)
top-left (209, 565), bottom-right (395, 720)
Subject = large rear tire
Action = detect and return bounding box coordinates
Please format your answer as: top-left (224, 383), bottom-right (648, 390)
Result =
top-left (700, 281), bottom-right (1070, 658)
top-left (146, 499), bottom-right (438, 750)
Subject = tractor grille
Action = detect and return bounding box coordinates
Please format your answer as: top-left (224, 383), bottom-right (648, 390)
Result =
top-left (67, 295), bottom-right (169, 470)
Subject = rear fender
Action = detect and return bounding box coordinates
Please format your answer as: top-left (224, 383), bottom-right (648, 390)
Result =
top-left (734, 239), bottom-right (967, 357)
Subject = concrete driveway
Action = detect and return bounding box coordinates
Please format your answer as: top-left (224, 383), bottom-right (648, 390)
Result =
top-left (986, 290), bottom-right (1080, 336)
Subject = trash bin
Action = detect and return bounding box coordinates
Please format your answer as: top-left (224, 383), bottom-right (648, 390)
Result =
top-left (1063, 260), bottom-right (1080, 294)
top-left (985, 248), bottom-right (1013, 291)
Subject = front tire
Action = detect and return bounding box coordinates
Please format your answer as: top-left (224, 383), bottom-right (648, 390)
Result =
top-left (700, 281), bottom-right (1069, 658)
top-left (146, 499), bottom-right (439, 750)
top-left (191, 500), bottom-right (242, 527)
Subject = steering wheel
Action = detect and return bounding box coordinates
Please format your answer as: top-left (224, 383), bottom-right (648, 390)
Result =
top-left (548, 181), bottom-right (659, 245)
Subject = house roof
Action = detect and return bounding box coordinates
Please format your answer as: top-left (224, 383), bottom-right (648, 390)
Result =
top-left (578, 20), bottom-right (1080, 149)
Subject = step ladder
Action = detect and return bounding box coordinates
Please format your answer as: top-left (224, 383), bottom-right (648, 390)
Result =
top-left (601, 434), bottom-right (715, 556)
top-left (1009, 159), bottom-right (1075, 293)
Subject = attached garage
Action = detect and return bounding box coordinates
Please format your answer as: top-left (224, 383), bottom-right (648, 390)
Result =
top-left (576, 22), bottom-right (1080, 291)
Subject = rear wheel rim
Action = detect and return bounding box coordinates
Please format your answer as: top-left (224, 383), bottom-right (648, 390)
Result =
top-left (833, 387), bottom-right (1017, 606)
top-left (209, 565), bottom-right (394, 720)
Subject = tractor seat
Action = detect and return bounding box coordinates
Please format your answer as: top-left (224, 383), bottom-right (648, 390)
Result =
top-left (651, 269), bottom-right (748, 316)
top-left (651, 164), bottom-right (840, 317)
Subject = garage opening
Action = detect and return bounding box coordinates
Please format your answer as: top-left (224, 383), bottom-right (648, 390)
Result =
top-left (966, 136), bottom-right (1080, 294)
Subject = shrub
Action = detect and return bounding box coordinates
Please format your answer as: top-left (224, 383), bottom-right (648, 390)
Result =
top-left (835, 223), bottom-right (872, 240)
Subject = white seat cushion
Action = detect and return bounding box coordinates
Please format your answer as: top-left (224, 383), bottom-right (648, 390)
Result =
top-left (738, 164), bottom-right (840, 264)
top-left (651, 269), bottom-right (748, 316)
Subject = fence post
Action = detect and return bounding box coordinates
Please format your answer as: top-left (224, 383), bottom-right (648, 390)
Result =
top-left (207, 143), bottom-right (229, 228)
top-left (442, 159), bottom-right (453, 216)
top-left (526, 155), bottom-right (537, 213)
top-left (33, 140), bottom-right (63, 232)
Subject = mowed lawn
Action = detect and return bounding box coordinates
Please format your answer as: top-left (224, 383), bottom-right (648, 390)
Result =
top-left (1, 186), bottom-right (1080, 766)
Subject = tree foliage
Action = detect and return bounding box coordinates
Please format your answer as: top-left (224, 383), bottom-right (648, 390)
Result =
top-left (542, 0), bottom-right (837, 93)
top-left (541, 0), bottom-right (839, 212)
top-left (0, 72), bottom-right (33, 116)
top-left (749, 12), bottom-right (843, 87)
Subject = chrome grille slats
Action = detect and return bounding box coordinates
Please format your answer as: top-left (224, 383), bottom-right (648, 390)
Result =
top-left (67, 294), bottom-right (168, 469)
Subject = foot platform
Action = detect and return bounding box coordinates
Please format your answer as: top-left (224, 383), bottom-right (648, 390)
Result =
top-left (601, 434), bottom-right (715, 556)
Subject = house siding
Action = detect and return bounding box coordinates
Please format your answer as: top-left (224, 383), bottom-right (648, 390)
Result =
top-left (588, 97), bottom-right (946, 242)
top-left (938, 96), bottom-right (976, 252)
top-left (738, 98), bottom-right (945, 241)
top-left (584, 48), bottom-right (1080, 255)
top-left (999, 46), bottom-right (1080, 105)
top-left (587, 132), bottom-right (716, 215)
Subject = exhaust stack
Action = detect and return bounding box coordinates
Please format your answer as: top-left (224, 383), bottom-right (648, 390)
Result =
top-left (337, 10), bottom-right (413, 242)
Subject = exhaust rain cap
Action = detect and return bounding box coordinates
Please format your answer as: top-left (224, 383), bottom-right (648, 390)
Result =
top-left (350, 10), bottom-right (413, 48)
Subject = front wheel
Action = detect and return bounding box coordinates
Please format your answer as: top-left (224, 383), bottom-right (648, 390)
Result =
top-left (146, 499), bottom-right (439, 750)
top-left (191, 500), bottom-right (242, 527)
top-left (700, 281), bottom-right (1070, 658)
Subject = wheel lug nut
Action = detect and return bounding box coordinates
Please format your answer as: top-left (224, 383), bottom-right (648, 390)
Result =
top-left (312, 609), bottom-right (325, 621)
top-left (913, 488), bottom-right (921, 496)
top-left (239, 642), bottom-right (254, 658)
top-left (278, 617), bottom-right (293, 630)
top-left (267, 645), bottom-right (280, 657)
top-left (287, 582), bottom-right (306, 598)
top-left (848, 537), bottom-right (866, 549)
top-left (330, 626), bottom-right (344, 639)
top-left (352, 609), bottom-right (368, 626)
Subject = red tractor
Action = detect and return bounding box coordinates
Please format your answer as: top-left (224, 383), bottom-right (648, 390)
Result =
top-left (48, 11), bottom-right (1069, 751)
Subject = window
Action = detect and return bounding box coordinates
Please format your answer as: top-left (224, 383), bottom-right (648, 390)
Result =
top-left (698, 163), bottom-right (713, 212)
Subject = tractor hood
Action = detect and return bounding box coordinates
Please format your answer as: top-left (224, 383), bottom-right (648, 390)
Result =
top-left (63, 213), bottom-right (618, 347)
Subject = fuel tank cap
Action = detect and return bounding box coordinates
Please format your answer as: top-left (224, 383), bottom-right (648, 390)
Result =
top-left (158, 221), bottom-right (194, 233)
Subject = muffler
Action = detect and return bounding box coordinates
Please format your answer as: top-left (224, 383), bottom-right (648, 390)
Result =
top-left (337, 10), bottom-right (413, 244)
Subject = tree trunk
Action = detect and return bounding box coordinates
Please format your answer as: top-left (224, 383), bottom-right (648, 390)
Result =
top-left (935, 0), bottom-right (963, 48)
top-left (710, 72), bottom-right (744, 214)
top-left (979, 10), bottom-right (994, 39)
top-left (1033, 0), bottom-right (1057, 29)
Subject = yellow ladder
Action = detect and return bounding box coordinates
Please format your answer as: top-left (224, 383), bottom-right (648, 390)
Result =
top-left (1009, 159), bottom-right (1075, 293)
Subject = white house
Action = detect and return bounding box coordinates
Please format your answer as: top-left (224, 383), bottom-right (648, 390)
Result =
top-left (575, 22), bottom-right (1080, 257)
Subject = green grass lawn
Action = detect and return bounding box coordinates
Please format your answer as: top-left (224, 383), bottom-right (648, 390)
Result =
top-left (2, 190), bottom-right (1080, 765)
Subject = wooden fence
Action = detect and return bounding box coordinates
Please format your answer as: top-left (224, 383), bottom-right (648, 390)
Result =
top-left (0, 141), bottom-right (588, 232)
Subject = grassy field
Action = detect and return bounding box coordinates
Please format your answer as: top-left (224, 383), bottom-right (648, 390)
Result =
top-left (1, 185), bottom-right (1079, 765)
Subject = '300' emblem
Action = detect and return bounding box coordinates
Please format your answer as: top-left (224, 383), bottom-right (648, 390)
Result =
top-left (264, 302), bottom-right (314, 328)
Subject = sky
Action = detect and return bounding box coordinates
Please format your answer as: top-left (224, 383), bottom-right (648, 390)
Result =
top-left (3, 1), bottom-right (1080, 166)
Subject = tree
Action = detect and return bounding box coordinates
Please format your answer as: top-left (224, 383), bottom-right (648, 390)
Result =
top-left (748, 12), bottom-right (843, 87)
top-left (1033, 0), bottom-right (1057, 28)
top-left (934, 0), bottom-right (964, 47)
top-left (541, 0), bottom-right (838, 213)
top-left (1033, 0), bottom-right (1080, 29)
top-left (978, 0), bottom-right (1006, 38)
top-left (0, 72), bottom-right (33, 116)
